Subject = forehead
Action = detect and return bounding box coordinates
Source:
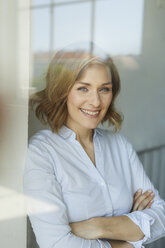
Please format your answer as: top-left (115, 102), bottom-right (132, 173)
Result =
top-left (77, 63), bottom-right (111, 81)
top-left (76, 64), bottom-right (112, 84)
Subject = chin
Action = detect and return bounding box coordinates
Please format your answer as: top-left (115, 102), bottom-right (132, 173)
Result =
top-left (83, 121), bottom-right (100, 130)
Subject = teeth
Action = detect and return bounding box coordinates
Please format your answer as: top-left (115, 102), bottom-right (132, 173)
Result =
top-left (81, 109), bottom-right (99, 115)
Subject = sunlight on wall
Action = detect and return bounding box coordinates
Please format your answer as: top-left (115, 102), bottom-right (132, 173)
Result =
top-left (0, 186), bottom-right (58, 221)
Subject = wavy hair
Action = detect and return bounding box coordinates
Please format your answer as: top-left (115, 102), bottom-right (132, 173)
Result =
top-left (30, 50), bottom-right (123, 133)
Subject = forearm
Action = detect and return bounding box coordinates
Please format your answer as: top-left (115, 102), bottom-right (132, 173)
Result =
top-left (70, 219), bottom-right (134, 247)
top-left (70, 218), bottom-right (101, 239)
top-left (97, 215), bottom-right (144, 242)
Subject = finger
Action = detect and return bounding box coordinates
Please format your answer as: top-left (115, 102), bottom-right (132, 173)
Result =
top-left (132, 190), bottom-right (153, 211)
top-left (132, 190), bottom-right (142, 211)
top-left (132, 189), bottom-right (153, 211)
top-left (132, 191), bottom-right (148, 211)
top-left (133, 189), bottom-right (142, 201)
top-left (146, 200), bottom-right (154, 209)
top-left (138, 193), bottom-right (155, 210)
top-left (137, 193), bottom-right (155, 211)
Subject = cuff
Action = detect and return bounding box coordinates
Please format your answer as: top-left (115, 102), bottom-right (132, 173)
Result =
top-left (124, 211), bottom-right (155, 247)
top-left (97, 239), bottom-right (112, 248)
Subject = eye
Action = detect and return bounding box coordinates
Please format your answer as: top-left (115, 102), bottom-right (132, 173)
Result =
top-left (100, 87), bottom-right (112, 92)
top-left (77, 87), bottom-right (88, 92)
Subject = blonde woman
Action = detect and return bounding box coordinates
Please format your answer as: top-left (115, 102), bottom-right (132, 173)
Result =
top-left (24, 49), bottom-right (165, 248)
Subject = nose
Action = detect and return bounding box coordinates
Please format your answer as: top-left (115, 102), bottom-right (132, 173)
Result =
top-left (89, 91), bottom-right (101, 107)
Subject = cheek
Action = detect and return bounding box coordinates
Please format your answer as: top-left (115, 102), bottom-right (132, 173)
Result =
top-left (102, 94), bottom-right (112, 108)
top-left (67, 92), bottom-right (81, 109)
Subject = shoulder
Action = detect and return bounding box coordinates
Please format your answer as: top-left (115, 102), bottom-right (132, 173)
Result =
top-left (29, 129), bottom-right (53, 144)
top-left (28, 129), bottom-right (60, 153)
top-left (96, 128), bottom-right (128, 145)
top-left (26, 130), bottom-right (59, 171)
top-left (96, 128), bottom-right (134, 155)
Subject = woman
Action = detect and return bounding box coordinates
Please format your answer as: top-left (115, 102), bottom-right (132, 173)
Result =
top-left (24, 49), bottom-right (165, 248)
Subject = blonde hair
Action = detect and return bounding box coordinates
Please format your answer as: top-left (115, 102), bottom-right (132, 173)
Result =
top-left (30, 50), bottom-right (123, 133)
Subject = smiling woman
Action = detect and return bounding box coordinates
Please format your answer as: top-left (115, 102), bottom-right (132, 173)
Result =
top-left (24, 47), bottom-right (165, 248)
top-left (66, 64), bottom-right (113, 132)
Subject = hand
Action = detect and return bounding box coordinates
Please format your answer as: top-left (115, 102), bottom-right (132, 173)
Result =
top-left (131, 189), bottom-right (155, 212)
top-left (70, 218), bottom-right (101, 240)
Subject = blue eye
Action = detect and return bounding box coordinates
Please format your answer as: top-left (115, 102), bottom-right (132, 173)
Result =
top-left (77, 87), bottom-right (88, 92)
top-left (100, 87), bottom-right (111, 92)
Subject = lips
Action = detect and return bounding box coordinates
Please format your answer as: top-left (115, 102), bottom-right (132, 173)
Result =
top-left (80, 108), bottom-right (100, 117)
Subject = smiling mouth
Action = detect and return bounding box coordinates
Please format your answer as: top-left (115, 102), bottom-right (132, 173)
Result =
top-left (80, 108), bottom-right (100, 117)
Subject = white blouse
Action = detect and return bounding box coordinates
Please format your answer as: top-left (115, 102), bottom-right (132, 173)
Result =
top-left (24, 125), bottom-right (165, 248)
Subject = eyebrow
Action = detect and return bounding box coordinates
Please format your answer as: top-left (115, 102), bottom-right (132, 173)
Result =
top-left (75, 82), bottom-right (112, 86)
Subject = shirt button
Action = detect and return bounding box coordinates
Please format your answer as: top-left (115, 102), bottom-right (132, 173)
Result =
top-left (101, 182), bottom-right (106, 187)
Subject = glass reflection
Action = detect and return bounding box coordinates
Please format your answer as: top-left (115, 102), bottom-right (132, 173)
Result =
top-left (53, 2), bottom-right (92, 51)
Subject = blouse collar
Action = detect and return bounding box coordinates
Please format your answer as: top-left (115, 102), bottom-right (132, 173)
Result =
top-left (58, 125), bottom-right (103, 140)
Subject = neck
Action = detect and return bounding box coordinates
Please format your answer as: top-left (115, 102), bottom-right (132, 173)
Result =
top-left (76, 128), bottom-right (93, 144)
top-left (65, 122), bottom-right (94, 144)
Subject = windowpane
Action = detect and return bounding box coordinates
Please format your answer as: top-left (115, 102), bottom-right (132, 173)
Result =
top-left (32, 8), bottom-right (50, 53)
top-left (54, 0), bottom-right (79, 3)
top-left (31, 0), bottom-right (50, 6)
top-left (53, 2), bottom-right (92, 51)
top-left (95, 0), bottom-right (144, 55)
top-left (31, 8), bottom-right (50, 90)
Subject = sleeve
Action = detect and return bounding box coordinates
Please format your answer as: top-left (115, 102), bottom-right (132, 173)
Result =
top-left (122, 137), bottom-right (165, 248)
top-left (23, 141), bottom-right (111, 248)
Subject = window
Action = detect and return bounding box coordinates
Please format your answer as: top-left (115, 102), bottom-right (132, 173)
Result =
top-left (30, 0), bottom-right (144, 91)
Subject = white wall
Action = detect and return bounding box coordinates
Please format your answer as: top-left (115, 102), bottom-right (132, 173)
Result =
top-left (0, 0), bottom-right (30, 247)
top-left (114, 0), bottom-right (165, 151)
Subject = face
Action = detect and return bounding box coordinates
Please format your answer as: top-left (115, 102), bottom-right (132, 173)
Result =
top-left (66, 64), bottom-right (113, 132)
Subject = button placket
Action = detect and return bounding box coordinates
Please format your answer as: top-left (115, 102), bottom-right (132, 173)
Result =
top-left (94, 135), bottom-right (114, 215)
top-left (69, 135), bottom-right (107, 185)
top-left (70, 133), bottom-right (114, 215)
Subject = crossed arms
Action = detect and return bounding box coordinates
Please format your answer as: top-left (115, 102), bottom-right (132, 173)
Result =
top-left (70, 190), bottom-right (155, 248)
